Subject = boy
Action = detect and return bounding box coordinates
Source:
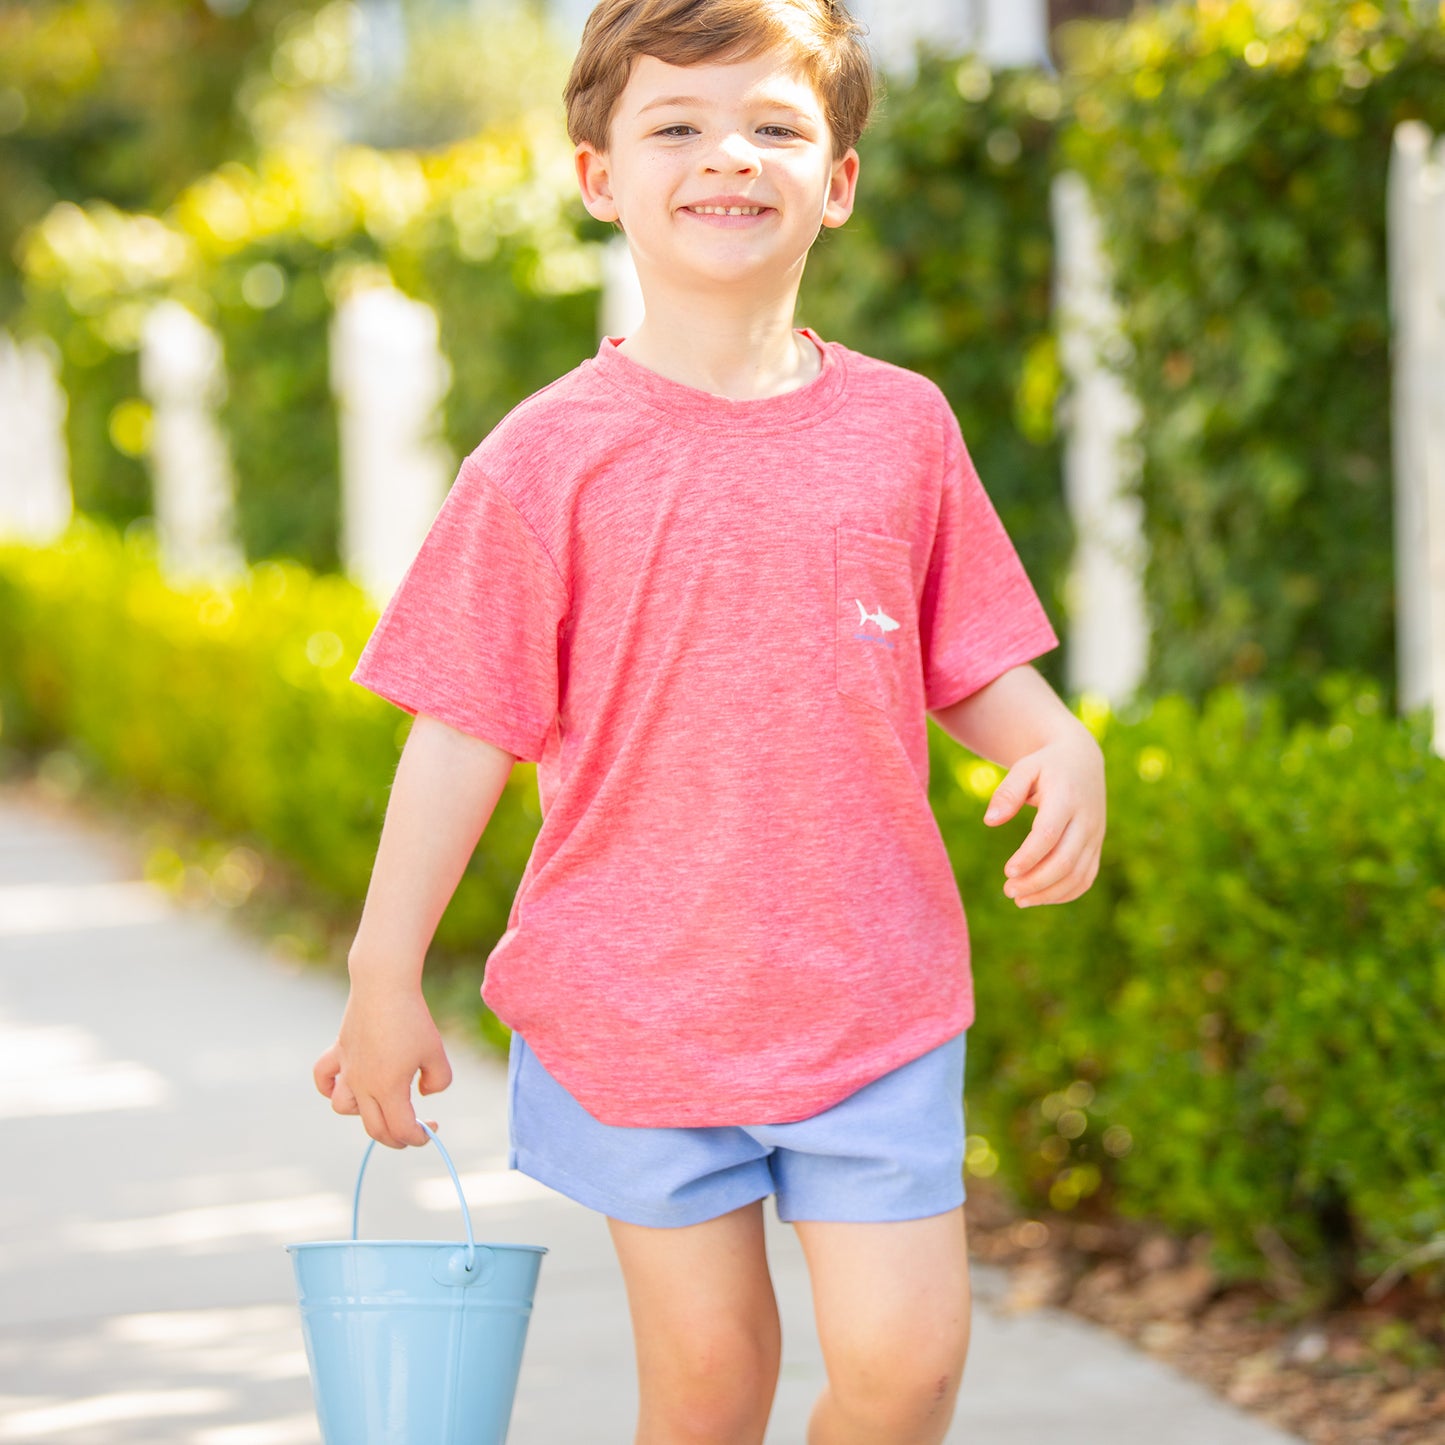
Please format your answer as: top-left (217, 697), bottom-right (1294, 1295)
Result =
top-left (315, 0), bottom-right (1107, 1440)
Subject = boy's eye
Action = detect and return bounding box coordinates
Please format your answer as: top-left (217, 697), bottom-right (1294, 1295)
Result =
top-left (654, 125), bottom-right (798, 139)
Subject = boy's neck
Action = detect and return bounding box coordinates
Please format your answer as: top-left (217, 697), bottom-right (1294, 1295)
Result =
top-left (614, 292), bottom-right (819, 401)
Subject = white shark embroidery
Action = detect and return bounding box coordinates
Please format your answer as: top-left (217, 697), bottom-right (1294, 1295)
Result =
top-left (855, 600), bottom-right (900, 633)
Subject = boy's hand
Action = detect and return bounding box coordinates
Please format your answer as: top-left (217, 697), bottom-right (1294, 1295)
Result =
top-left (313, 984), bottom-right (453, 1149)
top-left (983, 729), bottom-right (1105, 908)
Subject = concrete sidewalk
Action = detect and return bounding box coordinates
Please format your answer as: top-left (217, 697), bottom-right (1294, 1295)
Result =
top-left (0, 781), bottom-right (1306, 1445)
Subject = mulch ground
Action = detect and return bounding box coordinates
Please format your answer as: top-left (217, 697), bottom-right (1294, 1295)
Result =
top-left (964, 1177), bottom-right (1444, 1444)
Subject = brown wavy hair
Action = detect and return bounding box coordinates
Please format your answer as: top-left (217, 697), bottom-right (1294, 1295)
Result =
top-left (563, 0), bottom-right (879, 162)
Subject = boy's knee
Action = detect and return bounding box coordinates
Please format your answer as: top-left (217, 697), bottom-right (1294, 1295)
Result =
top-left (826, 1361), bottom-right (966, 1439)
top-left (824, 1317), bottom-right (971, 1427)
top-left (639, 1319), bottom-right (780, 1442)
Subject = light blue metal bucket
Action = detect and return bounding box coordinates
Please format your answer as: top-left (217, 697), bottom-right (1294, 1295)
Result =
top-left (285, 1121), bottom-right (548, 1445)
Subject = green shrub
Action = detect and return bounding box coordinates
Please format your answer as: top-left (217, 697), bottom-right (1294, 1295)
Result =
top-left (17, 2), bottom-right (1445, 723)
top-left (1058, 0), bottom-right (1445, 720)
top-left (0, 0), bottom-right (323, 325)
top-left (932, 671), bottom-right (1444, 1299)
top-left (3, 518), bottom-right (1441, 1301)
top-left (0, 515), bottom-right (540, 982)
top-left (15, 129), bottom-right (603, 570)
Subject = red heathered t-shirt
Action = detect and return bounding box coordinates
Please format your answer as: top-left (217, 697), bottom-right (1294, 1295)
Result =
top-left (350, 327), bottom-right (1060, 1126)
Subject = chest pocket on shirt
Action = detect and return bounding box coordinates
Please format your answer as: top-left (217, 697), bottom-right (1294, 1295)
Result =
top-left (836, 526), bottom-right (915, 714)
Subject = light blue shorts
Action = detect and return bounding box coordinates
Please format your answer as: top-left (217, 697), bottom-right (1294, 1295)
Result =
top-left (506, 1030), bottom-right (968, 1228)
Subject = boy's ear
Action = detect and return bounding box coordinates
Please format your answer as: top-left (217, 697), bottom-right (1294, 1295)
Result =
top-left (575, 143), bottom-right (620, 225)
top-left (820, 146), bottom-right (861, 230)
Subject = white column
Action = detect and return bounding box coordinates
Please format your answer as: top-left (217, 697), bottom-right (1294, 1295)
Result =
top-left (332, 281), bottom-right (454, 609)
top-left (0, 331), bottom-right (72, 546)
top-left (599, 232), bottom-right (646, 342)
top-left (847, 0), bottom-right (1047, 79)
top-left (139, 301), bottom-right (247, 588)
top-left (977, 0), bottom-right (1050, 69)
top-left (1387, 121), bottom-right (1445, 756)
top-left (1051, 170), bottom-right (1149, 709)
top-left (850, 0), bottom-right (976, 79)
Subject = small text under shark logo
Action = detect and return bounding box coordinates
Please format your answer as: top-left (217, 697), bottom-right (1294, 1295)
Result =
top-left (854, 600), bottom-right (899, 650)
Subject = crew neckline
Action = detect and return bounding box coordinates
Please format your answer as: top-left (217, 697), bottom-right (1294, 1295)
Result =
top-left (591, 326), bottom-right (848, 434)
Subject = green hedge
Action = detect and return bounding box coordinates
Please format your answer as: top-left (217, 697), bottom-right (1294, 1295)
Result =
top-left (2, 517), bottom-right (1440, 1303)
top-left (0, 515), bottom-right (540, 1007)
top-left (935, 674), bottom-right (1444, 1298)
top-left (14, 131), bottom-right (605, 572)
top-left (21, 2), bottom-right (1445, 723)
top-left (0, 0), bottom-right (324, 326)
top-left (1059, 0), bottom-right (1445, 721)
top-left (806, 0), bottom-right (1445, 724)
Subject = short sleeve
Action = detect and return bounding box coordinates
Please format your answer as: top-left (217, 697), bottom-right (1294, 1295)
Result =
top-left (920, 408), bottom-right (1060, 712)
top-left (350, 459), bottom-right (568, 761)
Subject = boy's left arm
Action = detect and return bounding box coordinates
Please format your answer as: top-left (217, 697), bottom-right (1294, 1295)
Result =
top-left (929, 663), bottom-right (1106, 909)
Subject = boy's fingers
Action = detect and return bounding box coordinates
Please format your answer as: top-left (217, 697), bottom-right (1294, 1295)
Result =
top-left (329, 1075), bottom-right (360, 1116)
top-left (1005, 795), bottom-right (1072, 878)
top-left (1007, 838), bottom-right (1076, 899)
top-left (379, 1096), bottom-right (429, 1148)
top-left (356, 1095), bottom-right (399, 1149)
top-left (984, 755), bottom-right (1042, 825)
top-left (1011, 814), bottom-right (1080, 878)
top-left (313, 1045), bottom-right (341, 1098)
top-left (418, 1052), bottom-right (453, 1096)
top-left (1007, 819), bottom-right (1088, 899)
top-left (1011, 853), bottom-right (1093, 907)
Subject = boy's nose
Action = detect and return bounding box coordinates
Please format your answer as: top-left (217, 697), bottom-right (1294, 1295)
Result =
top-left (703, 133), bottom-right (762, 172)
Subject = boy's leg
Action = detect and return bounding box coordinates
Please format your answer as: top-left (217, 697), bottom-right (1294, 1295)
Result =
top-left (607, 1197), bottom-right (783, 1445)
top-left (793, 1205), bottom-right (971, 1445)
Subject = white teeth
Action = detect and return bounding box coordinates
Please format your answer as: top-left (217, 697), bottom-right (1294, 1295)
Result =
top-left (688, 206), bottom-right (765, 215)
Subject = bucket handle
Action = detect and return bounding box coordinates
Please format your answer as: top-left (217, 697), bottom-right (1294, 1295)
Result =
top-left (352, 1120), bottom-right (477, 1274)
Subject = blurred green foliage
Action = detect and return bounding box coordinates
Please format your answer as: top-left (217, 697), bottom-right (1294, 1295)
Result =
top-left (210, 234), bottom-right (352, 573)
top-left (1058, 0), bottom-right (1445, 721)
top-left (0, 0), bottom-right (328, 324)
top-left (934, 675), bottom-right (1445, 1303)
top-left (326, 0), bottom-right (577, 151)
top-left (4, 0), bottom-right (601, 564)
top-left (16, 127), bottom-right (604, 565)
top-left (5, 0), bottom-right (1445, 1303)
top-left (2, 517), bottom-right (1440, 1301)
top-left (0, 514), bottom-right (541, 977)
top-left (18, 1), bottom-right (1445, 715)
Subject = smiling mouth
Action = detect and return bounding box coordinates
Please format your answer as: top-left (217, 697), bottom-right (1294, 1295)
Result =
top-left (681, 205), bottom-right (775, 217)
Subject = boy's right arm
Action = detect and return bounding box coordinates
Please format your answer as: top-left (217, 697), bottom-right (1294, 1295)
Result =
top-left (313, 712), bottom-right (517, 1149)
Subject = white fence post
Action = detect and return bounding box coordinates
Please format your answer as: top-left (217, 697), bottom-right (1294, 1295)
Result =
top-left (332, 280), bottom-right (454, 609)
top-left (139, 301), bottom-right (247, 588)
top-left (843, 0), bottom-right (1047, 80)
top-left (0, 331), bottom-right (72, 546)
top-left (1388, 121), bottom-right (1445, 758)
top-left (1051, 170), bottom-right (1149, 709)
top-left (851, 0), bottom-right (977, 79)
top-left (976, 0), bottom-right (1051, 69)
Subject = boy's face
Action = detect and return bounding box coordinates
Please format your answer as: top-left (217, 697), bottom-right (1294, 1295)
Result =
top-left (575, 47), bottom-right (859, 300)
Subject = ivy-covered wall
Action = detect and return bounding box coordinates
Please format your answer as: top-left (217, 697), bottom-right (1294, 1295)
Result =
top-left (1060, 0), bottom-right (1445, 721)
top-left (12, 1), bottom-right (1445, 718)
